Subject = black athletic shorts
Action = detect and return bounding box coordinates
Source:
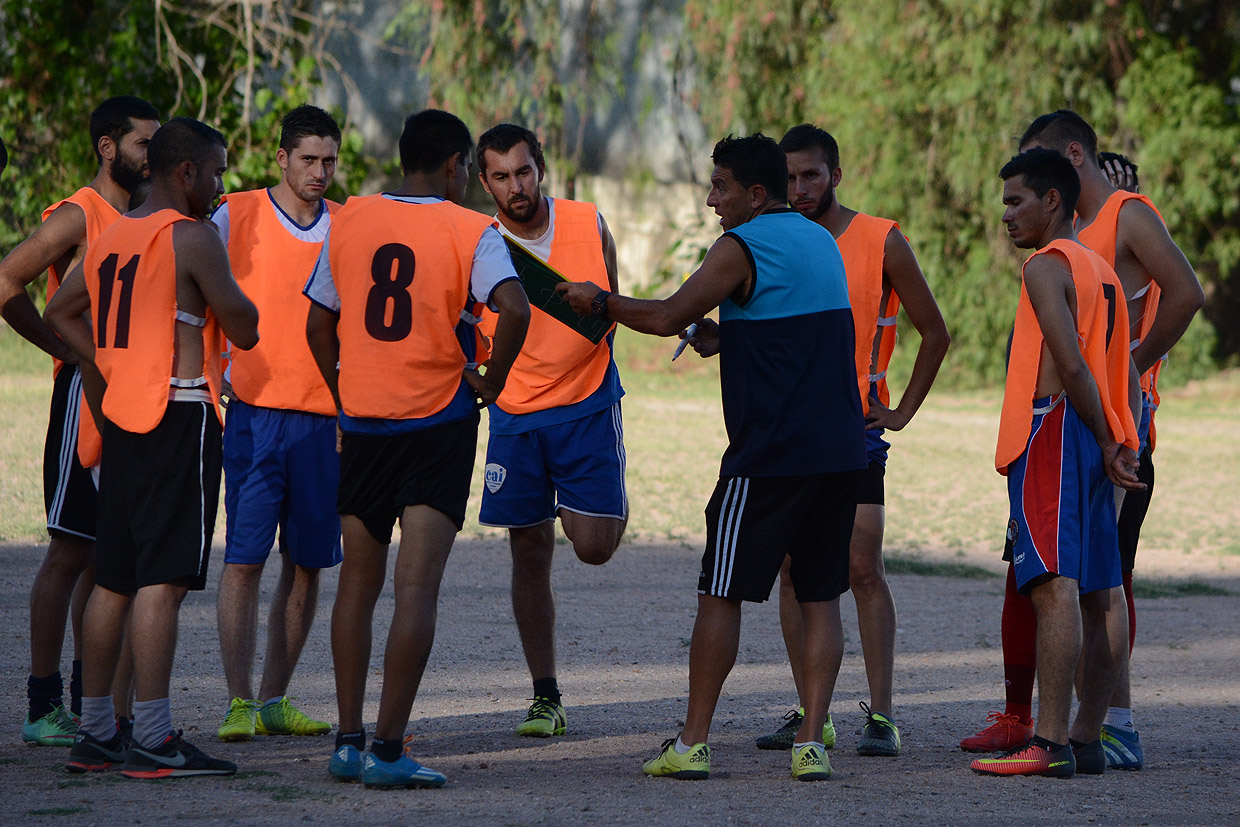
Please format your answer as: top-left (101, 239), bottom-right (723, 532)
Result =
top-left (698, 470), bottom-right (862, 603)
top-left (43, 365), bottom-right (98, 540)
top-left (338, 412), bottom-right (479, 545)
top-left (1117, 444), bottom-right (1155, 574)
top-left (857, 460), bottom-right (885, 506)
top-left (95, 401), bottom-right (222, 595)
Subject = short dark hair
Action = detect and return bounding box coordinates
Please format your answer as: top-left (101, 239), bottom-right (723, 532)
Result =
top-left (89, 96), bottom-right (160, 163)
top-left (476, 123), bottom-right (545, 175)
top-left (778, 124), bottom-right (840, 171)
top-left (399, 109), bottom-right (472, 175)
top-left (1098, 151), bottom-right (1139, 189)
top-left (1019, 109), bottom-right (1099, 166)
top-left (147, 118), bottom-right (227, 177)
top-left (1000, 147), bottom-right (1080, 217)
top-left (279, 104), bottom-right (341, 153)
top-left (711, 133), bottom-right (788, 203)
top-left (0, 134), bottom-right (7, 176)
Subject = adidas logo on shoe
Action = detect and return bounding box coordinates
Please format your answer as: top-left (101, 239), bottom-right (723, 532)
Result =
top-left (689, 748), bottom-right (709, 763)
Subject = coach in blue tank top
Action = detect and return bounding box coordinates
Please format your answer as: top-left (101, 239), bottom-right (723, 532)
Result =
top-left (557, 134), bottom-right (865, 782)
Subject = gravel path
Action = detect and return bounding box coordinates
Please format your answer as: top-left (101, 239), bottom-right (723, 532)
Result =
top-left (1, 539), bottom-right (1237, 825)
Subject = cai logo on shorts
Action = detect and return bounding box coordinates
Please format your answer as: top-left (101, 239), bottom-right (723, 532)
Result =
top-left (484, 463), bottom-right (507, 494)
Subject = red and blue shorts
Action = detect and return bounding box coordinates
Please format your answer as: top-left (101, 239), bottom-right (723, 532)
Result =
top-left (1004, 394), bottom-right (1121, 595)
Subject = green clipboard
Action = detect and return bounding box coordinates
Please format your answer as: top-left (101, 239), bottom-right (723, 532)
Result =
top-left (503, 235), bottom-right (612, 344)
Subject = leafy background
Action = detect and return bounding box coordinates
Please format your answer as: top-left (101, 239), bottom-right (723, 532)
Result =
top-left (1, 0), bottom-right (1236, 385)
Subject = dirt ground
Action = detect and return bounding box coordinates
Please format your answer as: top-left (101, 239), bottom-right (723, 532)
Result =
top-left (1, 537), bottom-right (1237, 825)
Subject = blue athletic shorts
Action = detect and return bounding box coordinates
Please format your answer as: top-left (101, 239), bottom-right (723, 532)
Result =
top-left (223, 399), bottom-right (342, 568)
top-left (1137, 391), bottom-right (1152, 456)
top-left (865, 427), bottom-right (890, 466)
top-left (479, 401), bottom-right (627, 528)
top-left (1005, 394), bottom-right (1120, 595)
top-left (864, 385), bottom-right (890, 466)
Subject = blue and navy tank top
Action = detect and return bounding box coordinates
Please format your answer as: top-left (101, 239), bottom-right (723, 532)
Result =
top-left (717, 209), bottom-right (866, 477)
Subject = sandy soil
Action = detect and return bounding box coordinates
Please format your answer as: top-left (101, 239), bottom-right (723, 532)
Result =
top-left (1, 538), bottom-right (1237, 825)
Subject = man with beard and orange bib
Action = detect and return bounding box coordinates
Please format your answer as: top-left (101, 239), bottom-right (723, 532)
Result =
top-left (0, 96), bottom-right (159, 746)
top-left (474, 123), bottom-right (626, 738)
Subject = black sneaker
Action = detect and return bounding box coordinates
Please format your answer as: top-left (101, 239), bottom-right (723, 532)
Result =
top-left (122, 731), bottom-right (237, 779)
top-left (116, 716), bottom-right (133, 749)
top-left (856, 701), bottom-right (901, 757)
top-left (66, 728), bottom-right (128, 773)
top-left (756, 708), bottom-right (803, 751)
top-left (1071, 738), bottom-right (1106, 775)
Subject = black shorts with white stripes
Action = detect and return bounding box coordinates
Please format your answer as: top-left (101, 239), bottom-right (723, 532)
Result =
top-left (42, 364), bottom-right (98, 540)
top-left (95, 402), bottom-right (221, 595)
top-left (698, 470), bottom-right (861, 603)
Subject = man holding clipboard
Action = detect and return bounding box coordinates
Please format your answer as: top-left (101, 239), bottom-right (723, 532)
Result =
top-left (475, 124), bottom-right (628, 739)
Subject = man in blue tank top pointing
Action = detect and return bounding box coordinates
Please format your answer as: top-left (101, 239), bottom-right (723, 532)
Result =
top-left (558, 134), bottom-right (866, 782)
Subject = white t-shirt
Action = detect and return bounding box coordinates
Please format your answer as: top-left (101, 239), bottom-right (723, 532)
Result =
top-left (492, 197), bottom-right (605, 262)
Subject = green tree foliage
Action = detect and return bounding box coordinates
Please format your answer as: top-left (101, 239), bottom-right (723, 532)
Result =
top-left (683, 0), bottom-right (1240, 385)
top-left (0, 1), bottom-right (370, 271)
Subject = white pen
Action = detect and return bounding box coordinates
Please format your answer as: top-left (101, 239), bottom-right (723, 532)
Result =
top-left (671, 323), bottom-right (699, 361)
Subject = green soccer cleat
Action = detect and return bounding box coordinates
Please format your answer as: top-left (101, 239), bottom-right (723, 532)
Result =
top-left (791, 742), bottom-right (831, 781)
top-left (515, 697), bottom-right (566, 737)
top-left (642, 737), bottom-right (710, 780)
top-left (22, 704), bottom-right (77, 747)
top-left (256, 696), bottom-right (331, 736)
top-left (755, 707), bottom-right (836, 751)
top-left (217, 698), bottom-right (259, 742)
top-left (856, 702), bottom-right (901, 756)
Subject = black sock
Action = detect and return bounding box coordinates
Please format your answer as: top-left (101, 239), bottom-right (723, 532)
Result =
top-left (336, 730), bottom-right (366, 752)
top-left (27, 672), bottom-right (63, 720)
top-left (1031, 734), bottom-right (1066, 750)
top-left (70, 660), bottom-right (83, 717)
top-left (370, 737), bottom-right (403, 763)
top-left (533, 678), bottom-right (561, 704)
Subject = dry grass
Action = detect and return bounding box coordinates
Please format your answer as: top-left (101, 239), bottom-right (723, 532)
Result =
top-left (3, 325), bottom-right (1238, 579)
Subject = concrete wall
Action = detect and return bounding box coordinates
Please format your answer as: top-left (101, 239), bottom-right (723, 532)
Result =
top-left (313, 0), bottom-right (719, 292)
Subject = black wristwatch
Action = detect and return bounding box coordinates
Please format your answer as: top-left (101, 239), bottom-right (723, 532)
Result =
top-left (590, 289), bottom-right (611, 319)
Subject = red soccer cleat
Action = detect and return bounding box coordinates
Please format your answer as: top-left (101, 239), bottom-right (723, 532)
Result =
top-left (970, 739), bottom-right (1075, 778)
top-left (960, 711), bottom-right (1034, 753)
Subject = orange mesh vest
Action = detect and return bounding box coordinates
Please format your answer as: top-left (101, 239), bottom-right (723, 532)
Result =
top-left (330, 195), bottom-right (491, 420)
top-left (1077, 190), bottom-right (1165, 447)
top-left (85, 211), bottom-right (225, 434)
top-left (220, 190), bottom-right (339, 415)
top-left (995, 239), bottom-right (1137, 474)
top-left (42, 187), bottom-right (122, 465)
top-left (836, 214), bottom-right (902, 415)
top-left (484, 199), bottom-right (613, 415)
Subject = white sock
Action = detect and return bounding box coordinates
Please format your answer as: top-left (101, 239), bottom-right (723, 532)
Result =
top-left (793, 741), bottom-right (825, 751)
top-left (1105, 707), bottom-right (1135, 732)
top-left (673, 736), bottom-right (692, 754)
top-left (80, 696), bottom-right (117, 741)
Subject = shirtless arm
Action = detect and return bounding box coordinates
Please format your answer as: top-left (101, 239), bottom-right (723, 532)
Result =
top-left (865, 228), bottom-right (950, 431)
top-left (305, 303), bottom-right (341, 412)
top-left (1119, 201), bottom-right (1203, 375)
top-left (599, 213), bottom-right (620, 293)
top-left (0, 203), bottom-right (86, 362)
top-left (42, 261), bottom-right (106, 425)
top-left (176, 220), bottom-right (259, 351)
top-left (1024, 254), bottom-right (1142, 490)
top-left (555, 234), bottom-right (750, 340)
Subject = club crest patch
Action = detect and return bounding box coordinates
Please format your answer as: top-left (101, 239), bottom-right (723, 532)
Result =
top-left (1006, 518), bottom-right (1019, 544)
top-left (484, 463), bottom-right (507, 494)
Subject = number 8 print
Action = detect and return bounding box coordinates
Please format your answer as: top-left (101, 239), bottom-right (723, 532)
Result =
top-left (364, 243), bottom-right (415, 341)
